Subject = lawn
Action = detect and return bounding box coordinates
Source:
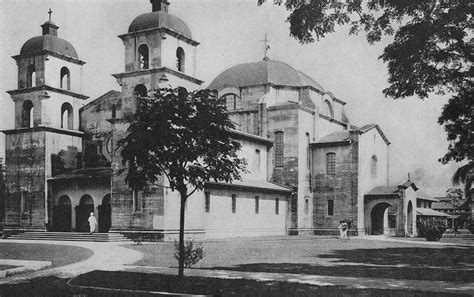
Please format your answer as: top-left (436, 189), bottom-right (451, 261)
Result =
top-left (0, 272), bottom-right (468, 297)
top-left (0, 242), bottom-right (93, 267)
top-left (123, 237), bottom-right (474, 282)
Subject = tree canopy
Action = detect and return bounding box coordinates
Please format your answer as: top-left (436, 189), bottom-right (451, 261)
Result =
top-left (262, 0), bottom-right (473, 188)
top-left (118, 87), bottom-right (247, 276)
top-left (119, 87), bottom-right (247, 196)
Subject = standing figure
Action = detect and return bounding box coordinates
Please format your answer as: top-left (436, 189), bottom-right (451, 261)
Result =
top-left (88, 212), bottom-right (97, 234)
top-left (338, 220), bottom-right (344, 238)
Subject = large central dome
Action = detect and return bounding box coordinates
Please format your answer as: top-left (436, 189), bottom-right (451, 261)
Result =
top-left (128, 11), bottom-right (192, 39)
top-left (208, 60), bottom-right (324, 92)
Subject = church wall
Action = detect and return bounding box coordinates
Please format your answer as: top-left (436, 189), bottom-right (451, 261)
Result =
top-left (403, 186), bottom-right (417, 236)
top-left (44, 56), bottom-right (83, 93)
top-left (316, 117), bottom-right (345, 141)
top-left (297, 109), bottom-right (315, 231)
top-left (45, 131), bottom-right (82, 177)
top-left (201, 187), bottom-right (288, 238)
top-left (122, 31), bottom-right (162, 72)
top-left (4, 131), bottom-right (47, 228)
top-left (80, 92), bottom-right (121, 168)
top-left (312, 136), bottom-right (359, 230)
top-left (267, 105), bottom-right (299, 188)
top-left (357, 128), bottom-right (389, 233)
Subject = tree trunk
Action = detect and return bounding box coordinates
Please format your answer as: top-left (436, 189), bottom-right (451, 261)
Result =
top-left (178, 191), bottom-right (186, 277)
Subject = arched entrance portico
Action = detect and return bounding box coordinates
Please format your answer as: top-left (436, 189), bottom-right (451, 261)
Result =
top-left (370, 202), bottom-right (393, 235)
top-left (75, 195), bottom-right (94, 232)
top-left (53, 195), bottom-right (72, 231)
top-left (98, 194), bottom-right (111, 233)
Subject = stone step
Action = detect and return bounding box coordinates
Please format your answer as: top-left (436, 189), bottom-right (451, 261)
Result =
top-left (6, 232), bottom-right (130, 242)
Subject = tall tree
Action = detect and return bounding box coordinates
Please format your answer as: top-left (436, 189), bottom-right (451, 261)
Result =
top-left (261, 0), bottom-right (473, 187)
top-left (118, 87), bottom-right (247, 277)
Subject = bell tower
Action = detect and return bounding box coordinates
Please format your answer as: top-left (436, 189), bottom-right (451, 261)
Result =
top-left (113, 0), bottom-right (203, 115)
top-left (2, 13), bottom-right (88, 231)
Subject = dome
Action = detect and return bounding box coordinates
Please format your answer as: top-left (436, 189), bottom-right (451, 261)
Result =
top-left (128, 11), bottom-right (192, 39)
top-left (20, 35), bottom-right (78, 59)
top-left (208, 60), bottom-right (325, 92)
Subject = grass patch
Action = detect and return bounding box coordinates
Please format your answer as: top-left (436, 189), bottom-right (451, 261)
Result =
top-left (0, 243), bottom-right (93, 267)
top-left (68, 271), bottom-right (468, 297)
top-left (0, 265), bottom-right (18, 271)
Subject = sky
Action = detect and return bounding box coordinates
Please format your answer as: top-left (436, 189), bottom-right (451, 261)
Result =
top-left (0, 0), bottom-right (459, 196)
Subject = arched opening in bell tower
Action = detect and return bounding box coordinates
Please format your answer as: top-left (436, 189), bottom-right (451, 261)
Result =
top-left (60, 67), bottom-right (71, 90)
top-left (138, 44), bottom-right (149, 70)
top-left (134, 84), bottom-right (148, 98)
top-left (61, 102), bottom-right (73, 130)
top-left (176, 47), bottom-right (185, 72)
top-left (22, 100), bottom-right (34, 128)
top-left (27, 65), bottom-right (36, 88)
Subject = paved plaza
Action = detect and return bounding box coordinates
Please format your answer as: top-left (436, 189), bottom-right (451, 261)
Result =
top-left (0, 235), bottom-right (473, 295)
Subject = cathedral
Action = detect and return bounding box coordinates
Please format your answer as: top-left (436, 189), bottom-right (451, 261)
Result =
top-left (1, 0), bottom-right (430, 240)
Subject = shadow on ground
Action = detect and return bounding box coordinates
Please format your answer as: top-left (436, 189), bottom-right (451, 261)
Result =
top-left (207, 246), bottom-right (474, 282)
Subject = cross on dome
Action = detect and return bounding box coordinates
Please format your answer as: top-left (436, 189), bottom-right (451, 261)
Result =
top-left (260, 33), bottom-right (271, 61)
top-left (48, 8), bottom-right (53, 22)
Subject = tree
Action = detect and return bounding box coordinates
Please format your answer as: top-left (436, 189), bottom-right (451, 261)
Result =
top-left (118, 87), bottom-right (247, 277)
top-left (446, 188), bottom-right (464, 210)
top-left (261, 0), bottom-right (473, 187)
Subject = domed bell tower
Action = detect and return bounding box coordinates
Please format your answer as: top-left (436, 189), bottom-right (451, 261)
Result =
top-left (113, 0), bottom-right (203, 116)
top-left (2, 12), bottom-right (88, 231)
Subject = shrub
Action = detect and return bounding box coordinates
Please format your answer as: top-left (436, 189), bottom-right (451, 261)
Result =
top-left (417, 217), bottom-right (447, 241)
top-left (174, 240), bottom-right (205, 268)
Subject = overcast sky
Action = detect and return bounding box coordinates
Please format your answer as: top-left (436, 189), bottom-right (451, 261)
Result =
top-left (0, 0), bottom-right (458, 196)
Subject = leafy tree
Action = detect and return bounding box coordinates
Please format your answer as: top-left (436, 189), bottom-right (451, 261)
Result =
top-left (261, 0), bottom-right (473, 187)
top-left (118, 87), bottom-right (247, 277)
top-left (446, 188), bottom-right (464, 210)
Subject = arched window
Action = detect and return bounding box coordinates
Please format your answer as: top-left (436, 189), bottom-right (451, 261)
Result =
top-left (27, 65), bottom-right (36, 88)
top-left (134, 84), bottom-right (148, 98)
top-left (79, 195), bottom-right (94, 206)
top-left (22, 100), bottom-right (34, 128)
top-left (371, 155), bottom-right (378, 178)
top-left (138, 44), bottom-right (149, 70)
top-left (326, 152), bottom-right (336, 175)
top-left (255, 149), bottom-right (261, 172)
top-left (61, 102), bottom-right (73, 129)
top-left (275, 131), bottom-right (284, 167)
top-left (221, 93), bottom-right (241, 111)
top-left (111, 104), bottom-right (117, 119)
top-left (176, 47), bottom-right (185, 72)
top-left (60, 67), bottom-right (70, 90)
top-left (58, 195), bottom-right (71, 206)
top-left (102, 194), bottom-right (111, 205)
top-left (323, 100), bottom-right (334, 118)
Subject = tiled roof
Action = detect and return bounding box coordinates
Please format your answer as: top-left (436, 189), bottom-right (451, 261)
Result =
top-left (365, 186), bottom-right (400, 196)
top-left (416, 208), bottom-right (450, 217)
top-left (206, 178), bottom-right (292, 193)
top-left (313, 131), bottom-right (351, 145)
top-left (48, 167), bottom-right (111, 180)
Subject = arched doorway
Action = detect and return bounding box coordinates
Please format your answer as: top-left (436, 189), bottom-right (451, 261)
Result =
top-left (53, 195), bottom-right (72, 231)
top-left (370, 202), bottom-right (392, 235)
top-left (98, 194), bottom-right (111, 233)
top-left (75, 195), bottom-right (94, 232)
top-left (407, 201), bottom-right (413, 236)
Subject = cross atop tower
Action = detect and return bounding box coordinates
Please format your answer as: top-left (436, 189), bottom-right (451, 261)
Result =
top-left (260, 33), bottom-right (271, 61)
top-left (48, 8), bottom-right (53, 22)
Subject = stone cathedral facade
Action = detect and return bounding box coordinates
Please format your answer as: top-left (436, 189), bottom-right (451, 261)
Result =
top-left (1, 0), bottom-right (425, 240)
